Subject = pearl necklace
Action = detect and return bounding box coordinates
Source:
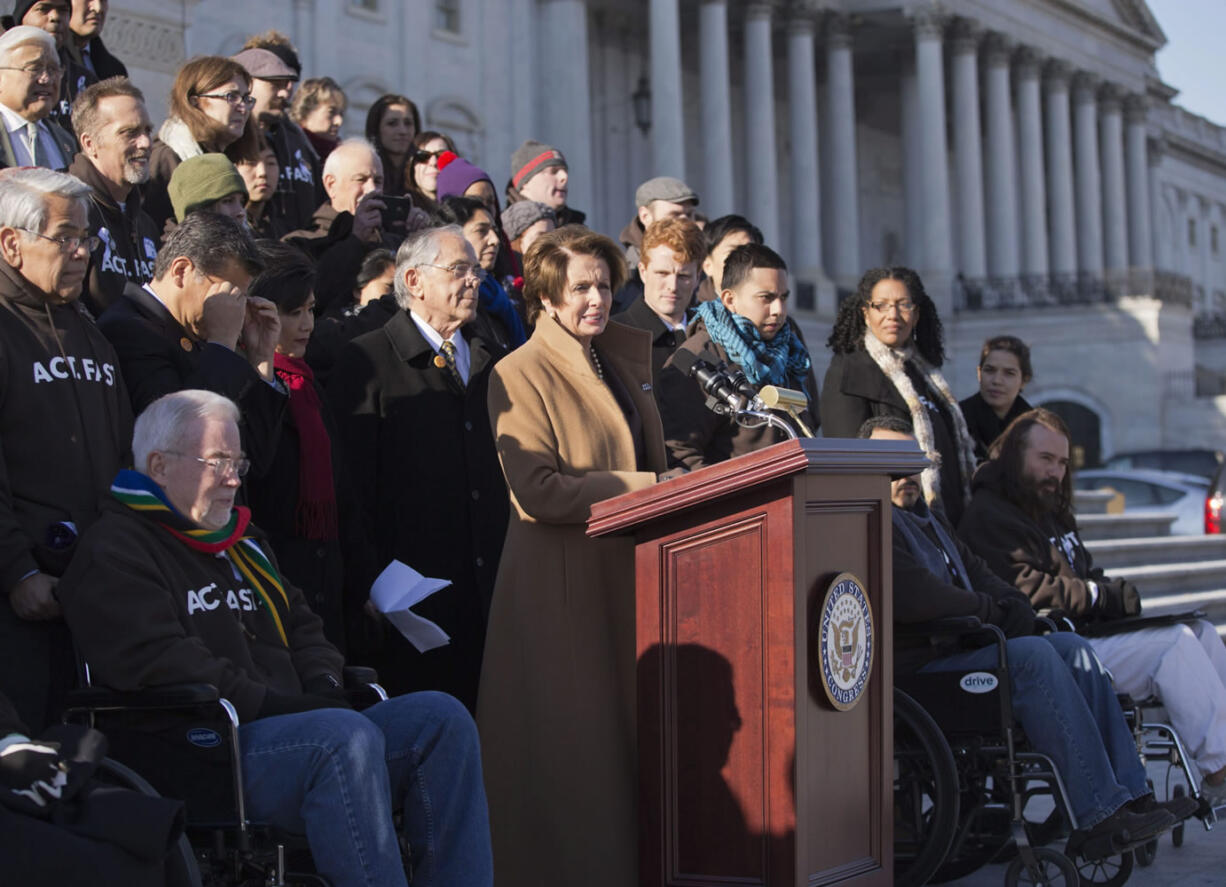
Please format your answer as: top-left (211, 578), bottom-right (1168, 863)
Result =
top-left (589, 347), bottom-right (604, 381)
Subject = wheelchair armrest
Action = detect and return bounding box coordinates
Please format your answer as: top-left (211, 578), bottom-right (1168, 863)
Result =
top-left (66, 683), bottom-right (221, 711)
top-left (896, 615), bottom-right (984, 639)
top-left (342, 666), bottom-right (379, 688)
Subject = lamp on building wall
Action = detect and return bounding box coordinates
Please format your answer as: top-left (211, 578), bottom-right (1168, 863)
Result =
top-left (632, 75), bottom-right (652, 136)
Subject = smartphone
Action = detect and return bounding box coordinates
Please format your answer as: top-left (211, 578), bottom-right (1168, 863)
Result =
top-left (380, 195), bottom-right (413, 229)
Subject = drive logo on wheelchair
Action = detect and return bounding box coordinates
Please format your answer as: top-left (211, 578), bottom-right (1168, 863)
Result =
top-left (958, 672), bottom-right (999, 694)
top-left (817, 572), bottom-right (875, 711)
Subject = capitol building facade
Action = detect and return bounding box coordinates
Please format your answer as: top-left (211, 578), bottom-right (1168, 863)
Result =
top-left (107, 0), bottom-right (1226, 464)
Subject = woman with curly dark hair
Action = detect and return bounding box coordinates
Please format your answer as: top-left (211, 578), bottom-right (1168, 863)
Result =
top-left (822, 266), bottom-right (977, 523)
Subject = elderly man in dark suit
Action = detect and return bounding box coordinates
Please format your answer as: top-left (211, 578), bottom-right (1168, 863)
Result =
top-left (328, 224), bottom-right (509, 712)
top-left (0, 27), bottom-right (76, 169)
top-left (96, 211), bottom-right (286, 477)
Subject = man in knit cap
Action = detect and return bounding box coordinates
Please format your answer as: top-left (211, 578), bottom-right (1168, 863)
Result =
top-left (167, 153), bottom-right (248, 225)
top-left (504, 138), bottom-right (584, 226)
top-left (68, 75), bottom-right (157, 316)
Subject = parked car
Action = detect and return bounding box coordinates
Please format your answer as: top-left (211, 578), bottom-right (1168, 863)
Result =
top-left (1207, 462), bottom-right (1225, 534)
top-left (1073, 468), bottom-right (1213, 536)
top-left (1100, 448), bottom-right (1224, 481)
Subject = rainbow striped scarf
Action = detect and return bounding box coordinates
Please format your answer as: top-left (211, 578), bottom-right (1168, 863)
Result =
top-left (110, 469), bottom-right (291, 645)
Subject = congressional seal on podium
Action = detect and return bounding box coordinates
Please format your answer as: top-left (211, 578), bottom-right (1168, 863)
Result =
top-left (817, 572), bottom-right (874, 711)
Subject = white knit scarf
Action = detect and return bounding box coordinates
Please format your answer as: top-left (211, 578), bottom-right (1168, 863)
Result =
top-left (158, 117), bottom-right (205, 162)
top-left (862, 330), bottom-right (978, 511)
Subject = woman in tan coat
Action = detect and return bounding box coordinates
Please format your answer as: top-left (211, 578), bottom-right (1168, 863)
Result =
top-left (478, 228), bottom-right (668, 886)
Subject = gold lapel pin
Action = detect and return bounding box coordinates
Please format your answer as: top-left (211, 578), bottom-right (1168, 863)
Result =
top-left (179, 337), bottom-right (193, 352)
top-left (433, 354), bottom-right (447, 369)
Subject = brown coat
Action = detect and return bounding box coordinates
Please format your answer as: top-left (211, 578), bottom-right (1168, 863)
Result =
top-left (477, 315), bottom-right (666, 887)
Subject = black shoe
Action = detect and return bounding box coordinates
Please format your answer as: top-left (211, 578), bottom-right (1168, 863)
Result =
top-left (1067, 807), bottom-right (1175, 860)
top-left (1131, 792), bottom-right (1200, 822)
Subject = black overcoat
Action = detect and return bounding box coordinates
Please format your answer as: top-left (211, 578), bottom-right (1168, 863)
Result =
top-left (327, 310), bottom-right (509, 711)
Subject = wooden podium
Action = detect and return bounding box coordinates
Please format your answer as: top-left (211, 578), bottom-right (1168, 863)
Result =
top-left (588, 438), bottom-right (927, 887)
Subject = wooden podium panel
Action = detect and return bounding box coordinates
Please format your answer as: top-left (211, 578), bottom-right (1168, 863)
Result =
top-left (591, 439), bottom-right (926, 887)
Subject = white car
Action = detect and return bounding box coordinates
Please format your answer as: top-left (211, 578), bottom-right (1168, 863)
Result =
top-left (1073, 469), bottom-right (1212, 536)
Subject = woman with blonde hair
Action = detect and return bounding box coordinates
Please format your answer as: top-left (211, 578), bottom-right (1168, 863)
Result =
top-left (478, 227), bottom-right (667, 886)
top-left (145, 55), bottom-right (261, 231)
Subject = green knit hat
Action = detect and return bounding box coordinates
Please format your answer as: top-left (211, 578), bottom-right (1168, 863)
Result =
top-left (168, 154), bottom-right (248, 222)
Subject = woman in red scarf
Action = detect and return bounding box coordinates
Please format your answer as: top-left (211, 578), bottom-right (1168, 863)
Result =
top-left (244, 242), bottom-right (367, 652)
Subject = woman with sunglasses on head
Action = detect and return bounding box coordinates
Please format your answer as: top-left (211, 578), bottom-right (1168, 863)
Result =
top-left (823, 266), bottom-right (977, 525)
top-left (145, 55), bottom-right (261, 233)
top-left (405, 130), bottom-right (455, 213)
top-left (363, 93), bottom-right (419, 198)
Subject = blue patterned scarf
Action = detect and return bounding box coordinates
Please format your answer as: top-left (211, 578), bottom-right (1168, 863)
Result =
top-left (694, 300), bottom-right (811, 396)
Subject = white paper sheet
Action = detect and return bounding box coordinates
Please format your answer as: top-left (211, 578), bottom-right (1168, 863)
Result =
top-left (369, 560), bottom-right (452, 653)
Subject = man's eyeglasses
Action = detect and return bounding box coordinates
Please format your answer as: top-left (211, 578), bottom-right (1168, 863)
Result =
top-left (165, 452), bottom-right (251, 479)
top-left (0, 63), bottom-right (61, 82)
top-left (866, 299), bottom-right (916, 315)
top-left (420, 262), bottom-right (487, 283)
top-left (17, 228), bottom-right (99, 253)
top-left (195, 91), bottom-right (257, 109)
top-left (414, 149), bottom-right (446, 164)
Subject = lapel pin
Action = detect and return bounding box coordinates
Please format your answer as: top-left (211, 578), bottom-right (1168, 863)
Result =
top-left (433, 354), bottom-right (447, 369)
top-left (642, 383), bottom-right (652, 391)
top-left (179, 337), bottom-right (193, 352)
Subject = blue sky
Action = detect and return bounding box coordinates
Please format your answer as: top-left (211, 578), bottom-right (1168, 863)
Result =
top-left (1148, 0), bottom-right (1225, 125)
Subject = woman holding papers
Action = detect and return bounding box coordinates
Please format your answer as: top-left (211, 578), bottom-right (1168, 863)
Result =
top-left (478, 228), bottom-right (667, 887)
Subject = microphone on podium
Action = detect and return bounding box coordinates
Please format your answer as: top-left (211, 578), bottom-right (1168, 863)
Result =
top-left (669, 350), bottom-right (747, 413)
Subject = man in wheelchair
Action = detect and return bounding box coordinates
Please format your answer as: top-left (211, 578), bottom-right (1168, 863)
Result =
top-left (57, 389), bottom-right (493, 887)
top-left (959, 408), bottom-right (1226, 805)
top-left (863, 416), bottom-right (1186, 856)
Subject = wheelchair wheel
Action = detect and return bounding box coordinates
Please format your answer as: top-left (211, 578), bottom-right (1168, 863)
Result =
top-left (1075, 849), bottom-right (1134, 887)
top-left (95, 757), bottom-right (203, 887)
top-left (894, 688), bottom-right (959, 887)
top-left (1172, 784), bottom-right (1186, 848)
top-left (1004, 846), bottom-right (1079, 886)
top-left (1133, 839), bottom-right (1157, 867)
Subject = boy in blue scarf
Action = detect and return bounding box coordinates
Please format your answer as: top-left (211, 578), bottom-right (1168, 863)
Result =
top-left (656, 243), bottom-right (819, 470)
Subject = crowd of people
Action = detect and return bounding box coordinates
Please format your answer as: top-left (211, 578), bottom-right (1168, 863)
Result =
top-left (0, 5), bottom-right (1223, 886)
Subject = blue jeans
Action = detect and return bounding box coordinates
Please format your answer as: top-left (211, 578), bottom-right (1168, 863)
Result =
top-left (238, 691), bottom-right (493, 887)
top-left (922, 632), bottom-right (1147, 829)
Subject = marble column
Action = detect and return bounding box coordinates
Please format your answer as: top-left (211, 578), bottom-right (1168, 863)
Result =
top-left (983, 32), bottom-right (1019, 280)
top-left (1073, 72), bottom-right (1103, 277)
top-left (824, 13), bottom-right (860, 285)
top-left (744, 3), bottom-right (779, 248)
top-left (1125, 96), bottom-right (1153, 269)
top-left (538, 0), bottom-right (594, 216)
top-left (950, 19), bottom-right (986, 279)
top-left (699, 0), bottom-right (735, 218)
top-left (649, 0), bottom-right (685, 178)
top-left (787, 12), bottom-right (823, 281)
top-left (1045, 62), bottom-right (1077, 277)
top-left (1015, 47), bottom-right (1048, 280)
top-left (913, 10), bottom-right (953, 297)
top-left (1099, 85), bottom-right (1129, 272)
top-left (900, 58), bottom-right (923, 268)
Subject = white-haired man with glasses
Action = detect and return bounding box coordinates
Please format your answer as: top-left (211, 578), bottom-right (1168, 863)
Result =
top-left (57, 388), bottom-right (494, 887)
top-left (0, 166), bottom-right (132, 734)
top-left (328, 224), bottom-right (509, 713)
top-left (0, 26), bottom-right (76, 169)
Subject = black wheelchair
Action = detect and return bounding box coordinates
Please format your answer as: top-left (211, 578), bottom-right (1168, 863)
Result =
top-left (65, 666), bottom-right (390, 887)
top-left (892, 616), bottom-right (1173, 887)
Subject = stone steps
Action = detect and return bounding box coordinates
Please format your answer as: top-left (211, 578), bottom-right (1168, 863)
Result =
top-left (1074, 489), bottom-right (1117, 516)
top-left (1112, 559), bottom-right (1226, 595)
top-left (1078, 510), bottom-right (1177, 540)
top-left (1087, 534), bottom-right (1226, 569)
